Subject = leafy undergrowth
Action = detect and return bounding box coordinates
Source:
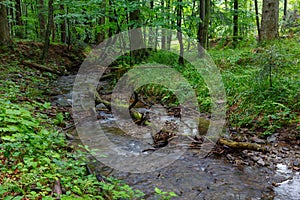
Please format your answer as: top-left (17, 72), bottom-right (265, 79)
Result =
top-left (0, 44), bottom-right (145, 199)
top-left (211, 38), bottom-right (300, 137)
top-left (0, 99), bottom-right (144, 199)
top-left (146, 38), bottom-right (300, 137)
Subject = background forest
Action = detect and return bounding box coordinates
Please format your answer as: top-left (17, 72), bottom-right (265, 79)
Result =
top-left (0, 0), bottom-right (300, 199)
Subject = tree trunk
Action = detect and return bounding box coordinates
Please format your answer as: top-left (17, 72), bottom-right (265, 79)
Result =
top-left (254, 0), bottom-right (261, 41)
top-left (15, 0), bottom-right (24, 38)
top-left (166, 0), bottom-right (172, 50)
top-left (38, 0), bottom-right (46, 40)
top-left (96, 0), bottom-right (106, 44)
top-left (283, 0), bottom-right (287, 19)
top-left (261, 0), bottom-right (279, 40)
top-left (198, 0), bottom-right (205, 49)
top-left (204, 0), bottom-right (210, 48)
top-left (148, 0), bottom-right (155, 47)
top-left (197, 0), bottom-right (210, 55)
top-left (41, 0), bottom-right (54, 61)
top-left (233, 0), bottom-right (239, 48)
top-left (60, 4), bottom-right (66, 43)
top-left (129, 0), bottom-right (145, 63)
top-left (8, 4), bottom-right (14, 37)
top-left (161, 0), bottom-right (166, 49)
top-left (177, 0), bottom-right (184, 65)
top-left (0, 0), bottom-right (12, 46)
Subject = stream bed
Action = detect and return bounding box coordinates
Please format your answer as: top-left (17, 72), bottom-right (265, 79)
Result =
top-left (51, 75), bottom-right (300, 199)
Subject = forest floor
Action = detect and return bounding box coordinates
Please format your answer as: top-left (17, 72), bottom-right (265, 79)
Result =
top-left (0, 42), bottom-right (144, 199)
top-left (0, 40), bottom-right (299, 199)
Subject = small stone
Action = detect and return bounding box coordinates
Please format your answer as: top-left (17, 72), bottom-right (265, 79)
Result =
top-left (226, 154), bottom-right (235, 161)
top-left (293, 160), bottom-right (299, 166)
top-left (257, 158), bottom-right (265, 166)
top-left (252, 156), bottom-right (260, 162)
top-left (282, 147), bottom-right (290, 151)
top-left (267, 135), bottom-right (277, 143)
top-left (250, 136), bottom-right (265, 144)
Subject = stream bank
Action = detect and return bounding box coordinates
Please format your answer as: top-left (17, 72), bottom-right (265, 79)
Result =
top-left (51, 74), bottom-right (300, 199)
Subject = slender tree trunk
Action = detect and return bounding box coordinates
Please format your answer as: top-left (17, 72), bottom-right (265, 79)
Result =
top-left (8, 4), bottom-right (14, 37)
top-left (177, 0), bottom-right (184, 65)
top-left (254, 0), bottom-right (261, 41)
top-left (51, 18), bottom-right (55, 42)
top-left (66, 6), bottom-right (72, 49)
top-left (284, 0), bottom-right (287, 19)
top-left (197, 0), bottom-right (210, 55)
top-left (261, 0), bottom-right (279, 40)
top-left (0, 0), bottom-right (12, 46)
top-left (60, 4), bottom-right (66, 43)
top-left (38, 0), bottom-right (46, 40)
top-left (198, 0), bottom-right (205, 47)
top-left (233, 0), bottom-right (238, 48)
top-left (187, 0), bottom-right (196, 51)
top-left (41, 0), bottom-right (54, 61)
top-left (15, 0), bottom-right (24, 38)
top-left (96, 0), bottom-right (106, 44)
top-left (129, 0), bottom-right (145, 63)
top-left (204, 0), bottom-right (210, 48)
top-left (148, 0), bottom-right (154, 47)
top-left (161, 0), bottom-right (166, 49)
top-left (166, 0), bottom-right (172, 50)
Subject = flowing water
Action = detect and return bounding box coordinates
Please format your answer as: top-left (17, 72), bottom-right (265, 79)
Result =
top-left (51, 75), bottom-right (300, 199)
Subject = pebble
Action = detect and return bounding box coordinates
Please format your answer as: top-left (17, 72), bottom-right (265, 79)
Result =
top-left (293, 160), bottom-right (299, 167)
top-left (250, 136), bottom-right (265, 144)
top-left (282, 147), bottom-right (290, 151)
top-left (257, 158), bottom-right (266, 166)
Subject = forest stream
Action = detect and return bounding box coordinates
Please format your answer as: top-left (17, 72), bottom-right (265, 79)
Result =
top-left (51, 75), bottom-right (300, 199)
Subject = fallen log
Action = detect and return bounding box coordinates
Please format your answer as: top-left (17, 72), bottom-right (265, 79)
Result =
top-left (218, 138), bottom-right (269, 152)
top-left (22, 60), bottom-right (63, 75)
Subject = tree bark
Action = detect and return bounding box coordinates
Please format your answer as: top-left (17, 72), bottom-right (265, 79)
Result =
top-left (41, 0), bottom-right (54, 61)
top-left (197, 0), bottom-right (210, 55)
top-left (161, 0), bottom-right (166, 49)
top-left (261, 0), bottom-right (279, 40)
top-left (283, 0), bottom-right (287, 19)
top-left (15, 0), bottom-right (24, 38)
top-left (96, 0), bottom-right (106, 44)
top-left (177, 0), bottom-right (184, 65)
top-left (60, 4), bottom-right (66, 43)
top-left (129, 0), bottom-right (145, 63)
top-left (8, 4), bottom-right (14, 37)
top-left (233, 0), bottom-right (239, 48)
top-left (0, 0), bottom-right (12, 46)
top-left (254, 0), bottom-right (261, 41)
top-left (166, 0), bottom-right (172, 50)
top-left (38, 0), bottom-right (46, 39)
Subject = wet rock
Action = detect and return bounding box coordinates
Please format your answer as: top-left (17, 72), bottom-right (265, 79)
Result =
top-left (267, 134), bottom-right (278, 143)
top-left (252, 156), bottom-right (260, 162)
top-left (257, 158), bottom-right (266, 166)
top-left (250, 136), bottom-right (266, 144)
top-left (226, 154), bottom-right (235, 162)
top-left (293, 160), bottom-right (300, 167)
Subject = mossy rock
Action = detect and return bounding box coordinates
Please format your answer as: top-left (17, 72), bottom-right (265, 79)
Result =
top-left (198, 117), bottom-right (210, 135)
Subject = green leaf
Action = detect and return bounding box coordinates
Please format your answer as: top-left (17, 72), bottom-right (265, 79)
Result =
top-left (155, 187), bottom-right (162, 194)
top-left (42, 102), bottom-right (51, 109)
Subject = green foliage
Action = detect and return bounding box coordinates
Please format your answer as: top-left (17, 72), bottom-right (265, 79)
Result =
top-left (0, 99), bottom-right (144, 199)
top-left (212, 39), bottom-right (300, 134)
top-left (154, 187), bottom-right (177, 200)
top-left (147, 50), bottom-right (211, 112)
